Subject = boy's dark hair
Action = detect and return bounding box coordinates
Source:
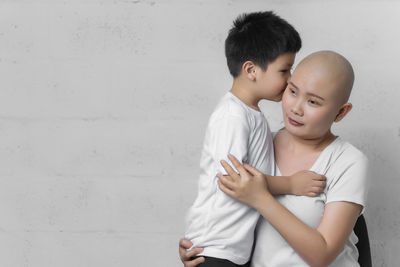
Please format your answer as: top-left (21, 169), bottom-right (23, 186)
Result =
top-left (225, 11), bottom-right (301, 77)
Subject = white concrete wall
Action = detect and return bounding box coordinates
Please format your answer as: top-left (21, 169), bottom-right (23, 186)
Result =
top-left (0, 0), bottom-right (399, 266)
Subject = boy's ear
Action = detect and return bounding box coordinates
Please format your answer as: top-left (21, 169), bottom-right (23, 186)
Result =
top-left (334, 102), bottom-right (353, 122)
top-left (242, 61), bottom-right (257, 81)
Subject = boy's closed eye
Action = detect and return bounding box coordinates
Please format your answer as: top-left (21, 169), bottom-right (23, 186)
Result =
top-left (280, 69), bottom-right (291, 73)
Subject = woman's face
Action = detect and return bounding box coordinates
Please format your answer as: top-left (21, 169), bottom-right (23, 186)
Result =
top-left (281, 63), bottom-right (343, 140)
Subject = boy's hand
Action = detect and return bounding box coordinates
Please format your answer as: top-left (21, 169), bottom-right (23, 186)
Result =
top-left (178, 238), bottom-right (205, 267)
top-left (290, 170), bottom-right (326, 197)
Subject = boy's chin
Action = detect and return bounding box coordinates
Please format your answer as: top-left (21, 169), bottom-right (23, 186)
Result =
top-left (274, 92), bottom-right (285, 102)
top-left (268, 95), bottom-right (283, 102)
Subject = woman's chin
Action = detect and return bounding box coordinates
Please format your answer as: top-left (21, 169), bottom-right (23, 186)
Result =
top-left (284, 125), bottom-right (310, 139)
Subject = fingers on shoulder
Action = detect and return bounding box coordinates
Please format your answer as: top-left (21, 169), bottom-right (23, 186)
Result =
top-left (217, 174), bottom-right (235, 188)
top-left (227, 154), bottom-right (246, 172)
top-left (243, 163), bottom-right (261, 175)
top-left (220, 160), bottom-right (239, 177)
top-left (216, 173), bottom-right (233, 182)
top-left (218, 179), bottom-right (236, 197)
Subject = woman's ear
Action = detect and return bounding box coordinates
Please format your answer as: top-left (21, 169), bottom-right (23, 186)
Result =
top-left (334, 102), bottom-right (353, 122)
top-left (242, 61), bottom-right (257, 81)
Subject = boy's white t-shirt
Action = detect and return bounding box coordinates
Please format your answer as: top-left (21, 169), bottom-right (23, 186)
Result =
top-left (251, 137), bottom-right (369, 267)
top-left (185, 92), bottom-right (275, 265)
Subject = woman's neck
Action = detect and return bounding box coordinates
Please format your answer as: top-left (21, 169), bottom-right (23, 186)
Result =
top-left (283, 129), bottom-right (336, 154)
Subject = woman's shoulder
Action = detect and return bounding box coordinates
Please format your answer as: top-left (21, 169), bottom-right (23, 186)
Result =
top-left (321, 138), bottom-right (369, 181)
top-left (331, 138), bottom-right (368, 164)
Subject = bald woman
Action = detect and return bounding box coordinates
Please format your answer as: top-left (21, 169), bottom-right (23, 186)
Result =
top-left (180, 51), bottom-right (369, 267)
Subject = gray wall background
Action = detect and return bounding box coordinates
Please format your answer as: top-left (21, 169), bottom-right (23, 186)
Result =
top-left (1, 0), bottom-right (399, 266)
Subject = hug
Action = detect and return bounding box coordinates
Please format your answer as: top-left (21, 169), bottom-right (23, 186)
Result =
top-left (180, 11), bottom-right (369, 267)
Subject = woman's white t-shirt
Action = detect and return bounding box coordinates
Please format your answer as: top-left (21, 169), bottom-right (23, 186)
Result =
top-left (251, 137), bottom-right (369, 267)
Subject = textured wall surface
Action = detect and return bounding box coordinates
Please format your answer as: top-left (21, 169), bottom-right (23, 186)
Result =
top-left (0, 0), bottom-right (399, 266)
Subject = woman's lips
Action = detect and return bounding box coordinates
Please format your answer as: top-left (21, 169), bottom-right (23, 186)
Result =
top-left (288, 117), bottom-right (304, 127)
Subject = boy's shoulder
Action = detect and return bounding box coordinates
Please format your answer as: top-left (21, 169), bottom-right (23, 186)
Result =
top-left (210, 92), bottom-right (259, 123)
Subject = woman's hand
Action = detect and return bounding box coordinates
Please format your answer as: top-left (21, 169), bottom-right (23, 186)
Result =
top-left (217, 154), bottom-right (272, 209)
top-left (178, 238), bottom-right (205, 267)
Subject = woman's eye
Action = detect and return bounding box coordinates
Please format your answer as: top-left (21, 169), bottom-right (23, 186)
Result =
top-left (309, 100), bottom-right (318, 105)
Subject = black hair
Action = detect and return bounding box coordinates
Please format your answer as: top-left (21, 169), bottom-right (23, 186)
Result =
top-left (225, 11), bottom-right (302, 77)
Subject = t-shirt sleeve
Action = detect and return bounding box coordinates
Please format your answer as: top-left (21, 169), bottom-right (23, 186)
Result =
top-left (207, 115), bottom-right (250, 175)
top-left (326, 154), bottom-right (369, 212)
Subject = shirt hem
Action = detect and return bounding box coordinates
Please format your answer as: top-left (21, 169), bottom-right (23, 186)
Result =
top-left (326, 197), bottom-right (365, 213)
top-left (197, 247), bottom-right (249, 265)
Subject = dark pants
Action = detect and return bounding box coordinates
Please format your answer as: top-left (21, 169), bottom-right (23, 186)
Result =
top-left (192, 256), bottom-right (250, 267)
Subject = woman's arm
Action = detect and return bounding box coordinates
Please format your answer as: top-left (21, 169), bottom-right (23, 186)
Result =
top-left (217, 154), bottom-right (362, 267)
top-left (178, 239), bottom-right (205, 267)
top-left (254, 194), bottom-right (361, 266)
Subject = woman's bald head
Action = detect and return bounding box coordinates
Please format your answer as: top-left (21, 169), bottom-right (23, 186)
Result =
top-left (295, 51), bottom-right (354, 105)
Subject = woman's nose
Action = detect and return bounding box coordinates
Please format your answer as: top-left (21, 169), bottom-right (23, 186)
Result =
top-left (291, 101), bottom-right (303, 116)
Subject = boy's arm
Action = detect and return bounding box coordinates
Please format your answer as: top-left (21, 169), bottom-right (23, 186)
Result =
top-left (211, 113), bottom-right (325, 197)
top-left (210, 115), bottom-right (325, 197)
top-left (209, 115), bottom-right (250, 175)
top-left (264, 171), bottom-right (326, 196)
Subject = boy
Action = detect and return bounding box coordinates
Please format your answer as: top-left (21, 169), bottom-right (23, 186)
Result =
top-left (183, 12), bottom-right (325, 267)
